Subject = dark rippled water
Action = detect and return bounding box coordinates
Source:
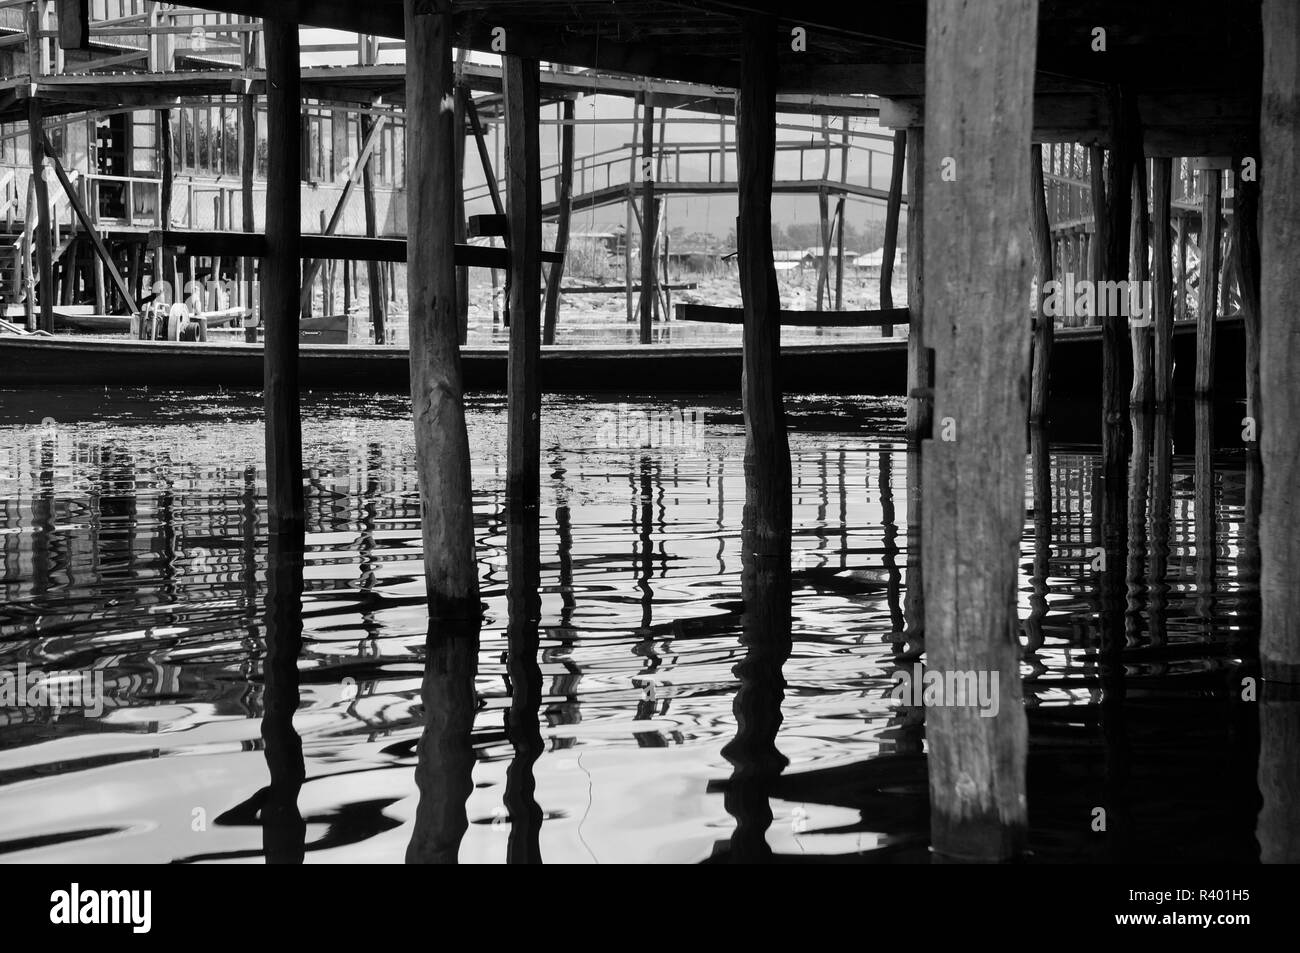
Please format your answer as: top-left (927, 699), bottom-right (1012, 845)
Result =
top-left (0, 388), bottom-right (1267, 862)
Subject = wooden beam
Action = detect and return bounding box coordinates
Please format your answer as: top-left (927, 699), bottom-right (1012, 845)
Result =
top-left (1234, 155), bottom-right (1261, 428)
top-left (263, 17), bottom-right (304, 535)
top-left (1029, 143), bottom-right (1054, 422)
top-left (905, 126), bottom-right (928, 436)
top-left (675, 304), bottom-right (909, 327)
top-left (45, 151), bottom-right (139, 313)
top-left (1195, 170), bottom-right (1222, 394)
top-left (880, 130), bottom-right (906, 324)
top-left (921, 0), bottom-right (1034, 862)
top-left (736, 16), bottom-right (790, 554)
top-left (1151, 158), bottom-right (1174, 407)
top-left (465, 95), bottom-right (504, 218)
top-left (240, 94), bottom-right (256, 341)
top-left (405, 0), bottom-right (478, 617)
top-left (1259, 0), bottom-right (1300, 686)
top-left (504, 54), bottom-right (542, 507)
top-left (542, 98), bottom-right (574, 346)
top-left (467, 214), bottom-right (506, 238)
top-left (1129, 157), bottom-right (1152, 406)
top-left (150, 230), bottom-right (558, 268)
top-left (455, 71), bottom-right (469, 345)
top-left (359, 110), bottom-right (384, 343)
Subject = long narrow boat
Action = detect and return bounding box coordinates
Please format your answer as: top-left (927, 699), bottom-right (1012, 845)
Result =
top-left (0, 317), bottom-right (1244, 396)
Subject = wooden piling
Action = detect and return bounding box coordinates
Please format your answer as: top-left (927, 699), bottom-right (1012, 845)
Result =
top-left (1195, 169), bottom-right (1222, 395)
top-left (1233, 158), bottom-right (1261, 428)
top-left (241, 93), bottom-right (256, 340)
top-left (921, 0), bottom-right (1035, 862)
top-left (1260, 0), bottom-right (1300, 682)
top-left (404, 0), bottom-right (479, 616)
top-left (736, 17), bottom-right (790, 554)
top-left (1029, 143), bottom-right (1054, 423)
top-left (542, 99), bottom-right (574, 346)
top-left (639, 92), bottom-right (656, 345)
top-left (359, 112), bottom-right (384, 343)
top-left (880, 129), bottom-right (906, 328)
top-left (504, 54), bottom-right (542, 508)
top-left (905, 127), bottom-right (929, 437)
top-left (454, 69), bottom-right (469, 345)
top-left (1129, 160), bottom-right (1152, 406)
top-left (27, 97), bottom-right (52, 334)
top-left (262, 18), bottom-right (304, 536)
top-left (1151, 158), bottom-right (1174, 407)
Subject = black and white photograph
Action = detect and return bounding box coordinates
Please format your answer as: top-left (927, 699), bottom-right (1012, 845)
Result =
top-left (0, 0), bottom-right (1292, 918)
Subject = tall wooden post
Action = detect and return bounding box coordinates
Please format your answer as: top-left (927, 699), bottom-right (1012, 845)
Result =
top-left (1129, 160), bottom-right (1152, 406)
top-left (1195, 168), bottom-right (1222, 395)
top-left (28, 98), bottom-right (53, 334)
top-left (639, 93), bottom-right (656, 344)
top-left (736, 17), bottom-right (790, 554)
top-left (880, 129), bottom-right (907, 328)
top-left (1151, 158), bottom-right (1174, 407)
top-left (263, 18), bottom-right (303, 535)
top-left (240, 95), bottom-right (257, 341)
top-left (504, 55), bottom-right (541, 508)
top-left (542, 98), bottom-right (574, 346)
top-left (404, 0), bottom-right (478, 616)
top-left (1234, 158), bottom-right (1261, 427)
top-left (1029, 143), bottom-right (1054, 422)
top-left (905, 127), bottom-right (929, 437)
top-left (921, 0), bottom-right (1035, 861)
top-left (359, 112), bottom-right (384, 343)
top-left (1260, 0), bottom-right (1300, 683)
top-left (454, 76), bottom-right (469, 345)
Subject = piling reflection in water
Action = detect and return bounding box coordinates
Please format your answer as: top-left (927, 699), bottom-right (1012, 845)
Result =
top-left (0, 390), bottom-right (1272, 862)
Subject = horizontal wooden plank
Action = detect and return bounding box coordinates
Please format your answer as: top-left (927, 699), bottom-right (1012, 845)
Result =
top-left (674, 303), bottom-right (911, 327)
top-left (149, 230), bottom-right (561, 266)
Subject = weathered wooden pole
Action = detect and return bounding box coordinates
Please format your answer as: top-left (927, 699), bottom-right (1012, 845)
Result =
top-left (921, 0), bottom-right (1035, 861)
top-left (834, 194), bottom-right (846, 310)
top-left (1233, 156), bottom-right (1261, 428)
top-left (905, 127), bottom-right (929, 437)
top-left (1129, 160), bottom-right (1152, 406)
top-left (27, 98), bottom-right (53, 334)
top-left (639, 93), bottom-right (656, 344)
top-left (404, 0), bottom-right (479, 616)
top-left (1151, 158), bottom-right (1174, 407)
top-left (736, 16), bottom-right (790, 554)
top-left (454, 75), bottom-right (469, 345)
top-left (504, 53), bottom-right (542, 508)
top-left (542, 98), bottom-right (574, 346)
top-left (1029, 143), bottom-right (1054, 423)
top-left (1195, 168), bottom-right (1222, 395)
top-left (880, 129), bottom-right (907, 327)
top-left (263, 18), bottom-right (304, 536)
top-left (1260, 0), bottom-right (1300, 684)
top-left (240, 95), bottom-right (257, 341)
top-left (359, 112), bottom-right (385, 343)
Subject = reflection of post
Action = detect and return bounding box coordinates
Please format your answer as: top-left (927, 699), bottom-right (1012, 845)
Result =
top-left (1025, 424), bottom-right (1051, 656)
top-left (502, 504), bottom-right (543, 864)
top-left (1146, 410), bottom-right (1173, 648)
top-left (1194, 399), bottom-right (1215, 631)
top-left (406, 619), bottom-right (480, 864)
top-left (552, 453), bottom-right (576, 627)
top-left (1257, 681), bottom-right (1300, 863)
top-left (878, 449), bottom-right (904, 635)
top-left (901, 445), bottom-right (924, 658)
top-left (720, 541), bottom-right (792, 862)
top-left (1126, 408), bottom-right (1151, 642)
top-left (261, 528), bottom-right (306, 864)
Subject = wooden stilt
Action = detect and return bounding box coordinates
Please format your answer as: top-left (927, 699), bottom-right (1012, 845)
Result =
top-left (240, 93), bottom-right (256, 338)
top-left (1029, 143), bottom-right (1054, 423)
top-left (359, 112), bottom-right (384, 343)
top-left (1234, 158), bottom-right (1261, 428)
top-left (1195, 169), bottom-right (1222, 395)
top-left (1151, 158), bottom-right (1174, 407)
top-left (1260, 0), bottom-right (1300, 683)
top-left (880, 129), bottom-right (906, 331)
top-left (1129, 159), bottom-right (1152, 406)
top-left (736, 16), bottom-right (790, 554)
top-left (921, 0), bottom-right (1035, 862)
top-left (639, 92), bottom-right (656, 344)
top-left (504, 54), bottom-right (542, 507)
top-left (542, 98), bottom-right (574, 346)
top-left (834, 194), bottom-right (845, 311)
top-left (905, 127), bottom-right (929, 437)
top-left (263, 18), bottom-right (304, 535)
top-left (405, 0), bottom-right (478, 616)
top-left (454, 68), bottom-right (469, 345)
top-left (1175, 213), bottom-right (1188, 322)
top-left (28, 97), bottom-right (53, 334)
top-left (816, 187), bottom-right (830, 310)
